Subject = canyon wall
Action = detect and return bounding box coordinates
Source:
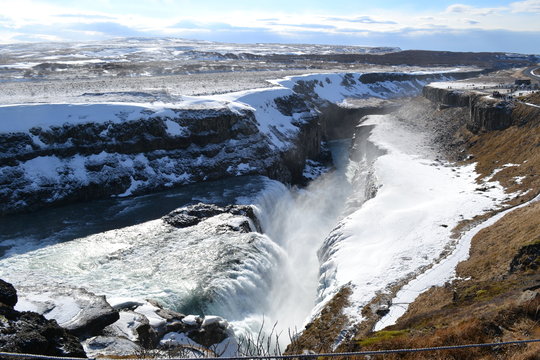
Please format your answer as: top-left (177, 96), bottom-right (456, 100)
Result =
top-left (0, 71), bottom-right (481, 215)
top-left (422, 85), bottom-right (518, 131)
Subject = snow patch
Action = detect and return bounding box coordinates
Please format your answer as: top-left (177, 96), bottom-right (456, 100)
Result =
top-left (165, 119), bottom-right (189, 136)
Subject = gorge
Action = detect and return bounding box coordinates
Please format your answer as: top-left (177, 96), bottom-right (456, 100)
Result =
top-left (1, 67), bottom-right (538, 358)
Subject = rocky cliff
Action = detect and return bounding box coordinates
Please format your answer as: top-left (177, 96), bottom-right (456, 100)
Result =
top-left (422, 85), bottom-right (475, 107)
top-left (0, 106), bottom-right (286, 215)
top-left (422, 84), bottom-right (517, 131)
top-left (0, 70), bottom-right (482, 215)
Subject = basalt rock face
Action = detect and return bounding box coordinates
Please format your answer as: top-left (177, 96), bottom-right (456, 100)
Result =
top-left (1, 71), bottom-right (481, 216)
top-left (422, 86), bottom-right (475, 107)
top-left (469, 96), bottom-right (515, 132)
top-left (0, 109), bottom-right (257, 166)
top-left (0, 279), bottom-right (86, 358)
top-left (422, 85), bottom-right (515, 132)
top-left (281, 113), bottom-right (323, 184)
top-left (358, 70), bottom-right (485, 85)
top-left (0, 107), bottom-right (284, 216)
top-left (320, 101), bottom-right (399, 140)
top-left (0, 279), bottom-right (17, 307)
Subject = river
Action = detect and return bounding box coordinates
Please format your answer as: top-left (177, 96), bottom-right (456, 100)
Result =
top-left (0, 139), bottom-right (356, 349)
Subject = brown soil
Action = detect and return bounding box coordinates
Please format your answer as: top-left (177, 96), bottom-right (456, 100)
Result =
top-left (285, 286), bottom-right (352, 354)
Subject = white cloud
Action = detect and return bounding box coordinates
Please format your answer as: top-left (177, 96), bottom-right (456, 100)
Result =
top-left (445, 4), bottom-right (500, 16)
top-left (510, 0), bottom-right (540, 13)
top-left (0, 0), bottom-right (538, 53)
top-left (446, 4), bottom-right (470, 13)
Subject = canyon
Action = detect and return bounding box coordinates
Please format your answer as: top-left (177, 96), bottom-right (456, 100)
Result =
top-left (0, 40), bottom-right (539, 359)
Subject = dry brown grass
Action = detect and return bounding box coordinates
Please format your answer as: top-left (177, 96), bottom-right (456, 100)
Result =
top-left (520, 92), bottom-right (540, 106)
top-left (285, 286), bottom-right (352, 354)
top-left (457, 201), bottom-right (540, 281)
top-left (350, 291), bottom-right (540, 359)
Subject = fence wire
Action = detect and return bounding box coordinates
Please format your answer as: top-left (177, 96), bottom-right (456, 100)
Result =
top-left (1, 338), bottom-right (539, 360)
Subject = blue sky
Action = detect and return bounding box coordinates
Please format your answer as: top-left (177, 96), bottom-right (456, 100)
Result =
top-left (1, 0), bottom-right (539, 53)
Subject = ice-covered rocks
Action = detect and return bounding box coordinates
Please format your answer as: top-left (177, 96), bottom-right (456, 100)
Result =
top-left (103, 310), bottom-right (157, 347)
top-left (87, 298), bottom-right (235, 358)
top-left (163, 202), bottom-right (260, 232)
top-left (0, 279), bottom-right (86, 358)
top-left (7, 279), bottom-right (239, 358)
top-left (83, 336), bottom-right (142, 358)
top-left (15, 285), bottom-right (119, 337)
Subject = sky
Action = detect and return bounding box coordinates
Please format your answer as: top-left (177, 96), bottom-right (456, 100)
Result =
top-left (0, 0), bottom-right (539, 53)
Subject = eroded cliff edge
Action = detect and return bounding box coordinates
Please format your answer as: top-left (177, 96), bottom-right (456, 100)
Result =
top-left (0, 70), bottom-right (480, 215)
top-left (422, 83), bottom-right (540, 132)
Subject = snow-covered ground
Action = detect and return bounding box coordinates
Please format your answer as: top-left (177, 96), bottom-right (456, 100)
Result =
top-left (0, 71), bottom-right (447, 136)
top-left (315, 113), bottom-right (510, 333)
top-left (374, 192), bottom-right (540, 331)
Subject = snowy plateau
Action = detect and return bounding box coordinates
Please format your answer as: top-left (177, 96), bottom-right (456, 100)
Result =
top-left (0, 39), bottom-right (539, 358)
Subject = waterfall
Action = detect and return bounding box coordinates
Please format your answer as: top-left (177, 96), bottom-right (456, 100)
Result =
top-left (247, 140), bottom-right (354, 342)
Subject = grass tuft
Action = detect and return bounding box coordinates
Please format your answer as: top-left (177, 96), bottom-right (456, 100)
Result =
top-left (357, 330), bottom-right (409, 347)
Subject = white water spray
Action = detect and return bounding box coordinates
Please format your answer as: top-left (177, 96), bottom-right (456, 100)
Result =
top-left (249, 140), bottom-right (354, 341)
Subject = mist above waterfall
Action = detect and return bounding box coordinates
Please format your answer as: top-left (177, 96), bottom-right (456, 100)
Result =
top-left (251, 140), bottom-right (353, 338)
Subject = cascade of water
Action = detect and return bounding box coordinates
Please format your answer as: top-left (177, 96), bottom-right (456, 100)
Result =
top-left (246, 140), bottom-right (354, 342)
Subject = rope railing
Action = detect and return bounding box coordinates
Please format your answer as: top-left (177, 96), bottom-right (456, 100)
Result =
top-left (1, 338), bottom-right (539, 360)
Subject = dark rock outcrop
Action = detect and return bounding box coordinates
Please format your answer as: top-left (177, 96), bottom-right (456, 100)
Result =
top-left (0, 279), bottom-right (86, 358)
top-left (359, 71), bottom-right (484, 84)
top-left (509, 243), bottom-right (540, 273)
top-left (422, 86), bottom-right (475, 107)
top-left (104, 310), bottom-right (158, 348)
top-left (469, 96), bottom-right (514, 131)
top-left (163, 203), bottom-right (260, 232)
top-left (422, 84), bottom-right (516, 132)
top-left (0, 279), bottom-right (17, 307)
top-left (320, 100), bottom-right (399, 140)
top-left (159, 315), bottom-right (230, 350)
top-left (185, 317), bottom-right (229, 348)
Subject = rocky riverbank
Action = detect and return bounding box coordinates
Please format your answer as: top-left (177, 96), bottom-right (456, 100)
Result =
top-left (0, 279), bottom-right (86, 358)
